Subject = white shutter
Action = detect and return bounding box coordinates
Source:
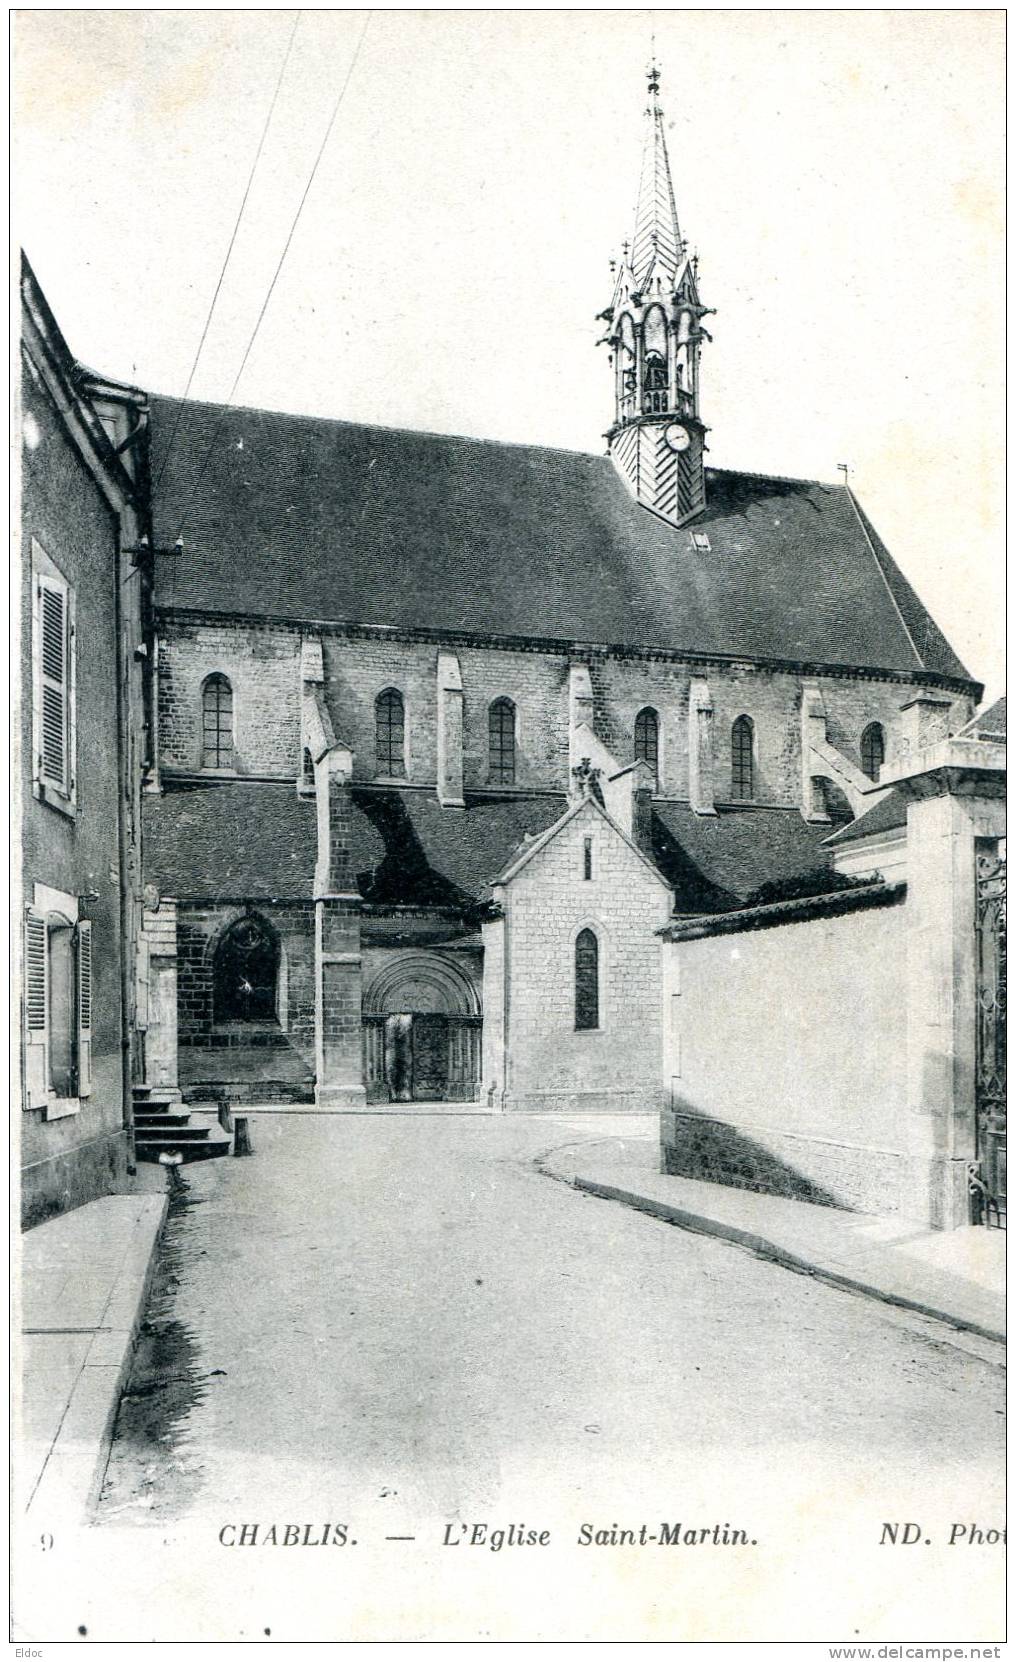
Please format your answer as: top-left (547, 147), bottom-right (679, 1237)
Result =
top-left (135, 933), bottom-right (150, 1031)
top-left (37, 574), bottom-right (69, 793)
top-left (76, 920), bottom-right (92, 1098)
top-left (24, 913), bottom-right (49, 1109)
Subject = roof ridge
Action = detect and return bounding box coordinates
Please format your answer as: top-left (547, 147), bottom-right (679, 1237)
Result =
top-left (149, 391), bottom-right (604, 464)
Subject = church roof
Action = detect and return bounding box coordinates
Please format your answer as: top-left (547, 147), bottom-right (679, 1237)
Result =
top-left (960, 694), bottom-right (1006, 740)
top-left (820, 789), bottom-right (908, 849)
top-left (149, 395), bottom-right (974, 686)
top-left (143, 780), bottom-right (837, 916)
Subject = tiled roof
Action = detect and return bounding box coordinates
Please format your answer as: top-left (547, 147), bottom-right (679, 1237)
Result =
top-left (144, 781), bottom-right (839, 917)
top-left (148, 395), bottom-right (975, 683)
top-left (651, 803), bottom-right (837, 913)
top-left (142, 782), bottom-right (564, 906)
top-left (960, 694), bottom-right (1006, 740)
top-left (822, 789), bottom-right (908, 848)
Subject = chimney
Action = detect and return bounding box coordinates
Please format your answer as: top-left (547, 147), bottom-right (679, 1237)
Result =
top-left (688, 678), bottom-right (716, 815)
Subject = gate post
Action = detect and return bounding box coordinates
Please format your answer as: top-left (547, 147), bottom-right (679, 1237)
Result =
top-left (886, 729), bottom-right (1005, 1227)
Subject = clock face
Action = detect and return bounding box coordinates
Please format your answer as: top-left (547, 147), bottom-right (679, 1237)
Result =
top-left (664, 422), bottom-right (691, 453)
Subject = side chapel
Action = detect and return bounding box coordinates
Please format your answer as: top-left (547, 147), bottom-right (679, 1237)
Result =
top-left (136, 70), bottom-right (980, 1115)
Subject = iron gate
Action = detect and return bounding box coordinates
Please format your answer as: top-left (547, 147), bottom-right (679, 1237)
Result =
top-left (972, 840), bottom-right (1006, 1227)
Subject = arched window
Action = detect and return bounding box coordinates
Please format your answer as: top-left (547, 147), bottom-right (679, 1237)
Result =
top-left (489, 698), bottom-right (516, 785)
top-left (213, 914), bottom-right (280, 1024)
top-left (860, 722), bottom-right (886, 783)
top-left (731, 715), bottom-right (754, 800)
top-left (634, 707), bottom-right (659, 781)
top-left (201, 674), bottom-right (234, 769)
top-left (375, 689), bottom-right (406, 778)
top-left (643, 351), bottom-right (668, 413)
top-left (575, 928), bottom-right (600, 1031)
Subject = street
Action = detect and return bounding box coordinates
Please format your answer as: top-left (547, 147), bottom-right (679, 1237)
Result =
top-left (90, 1112), bottom-right (1004, 1640)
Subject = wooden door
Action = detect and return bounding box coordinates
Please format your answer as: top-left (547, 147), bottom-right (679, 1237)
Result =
top-left (411, 1014), bottom-right (448, 1101)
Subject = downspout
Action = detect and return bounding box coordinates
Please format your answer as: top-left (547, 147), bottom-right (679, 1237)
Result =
top-left (113, 522), bottom-right (136, 1171)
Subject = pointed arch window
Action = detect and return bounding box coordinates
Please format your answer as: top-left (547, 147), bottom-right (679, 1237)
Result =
top-left (731, 715), bottom-right (754, 801)
top-left (643, 351), bottom-right (669, 413)
top-left (634, 707), bottom-right (659, 782)
top-left (860, 722), bottom-right (886, 783)
top-left (489, 698), bottom-right (516, 785)
top-left (575, 928), bottom-right (600, 1031)
top-left (201, 674), bottom-right (234, 769)
top-left (375, 689), bottom-right (406, 778)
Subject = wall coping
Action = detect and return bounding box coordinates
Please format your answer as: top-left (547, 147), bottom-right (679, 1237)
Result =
top-left (659, 879), bottom-right (906, 941)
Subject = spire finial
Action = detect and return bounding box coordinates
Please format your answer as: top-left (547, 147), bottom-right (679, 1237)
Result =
top-left (647, 57), bottom-right (661, 106)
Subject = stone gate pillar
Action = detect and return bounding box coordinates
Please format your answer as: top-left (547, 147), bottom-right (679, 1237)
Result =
top-left (888, 731), bottom-right (1005, 1227)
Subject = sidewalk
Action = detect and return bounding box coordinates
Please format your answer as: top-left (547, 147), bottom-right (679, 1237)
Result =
top-left (538, 1133), bottom-right (1006, 1344)
top-left (17, 1174), bottom-right (169, 1527)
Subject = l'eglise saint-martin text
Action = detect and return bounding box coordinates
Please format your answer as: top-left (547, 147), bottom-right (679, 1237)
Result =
top-left (441, 1523), bottom-right (756, 1550)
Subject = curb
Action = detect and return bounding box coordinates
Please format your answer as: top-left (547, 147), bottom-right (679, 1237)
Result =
top-left (560, 1170), bottom-right (1006, 1347)
top-left (26, 1186), bottom-right (171, 1527)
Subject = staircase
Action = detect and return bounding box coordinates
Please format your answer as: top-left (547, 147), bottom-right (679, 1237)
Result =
top-left (132, 1084), bottom-right (232, 1164)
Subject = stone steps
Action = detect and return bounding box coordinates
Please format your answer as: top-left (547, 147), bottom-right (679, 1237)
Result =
top-left (132, 1086), bottom-right (232, 1165)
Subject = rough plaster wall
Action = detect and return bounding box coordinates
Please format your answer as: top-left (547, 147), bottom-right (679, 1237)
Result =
top-left (20, 365), bottom-right (127, 1195)
top-left (661, 901), bottom-right (908, 1206)
top-left (505, 806), bottom-right (670, 1108)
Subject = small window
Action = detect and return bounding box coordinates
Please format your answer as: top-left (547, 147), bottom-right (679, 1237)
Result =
top-left (201, 674), bottom-right (234, 769)
top-left (489, 698), bottom-right (516, 785)
top-left (731, 715), bottom-right (754, 801)
top-left (634, 707), bottom-right (659, 781)
top-left (860, 722), bottom-right (886, 783)
top-left (32, 543), bottom-right (76, 806)
top-left (375, 688), bottom-right (406, 778)
top-left (575, 928), bottom-right (599, 1030)
top-left (583, 836), bottom-right (593, 881)
top-left (691, 531), bottom-right (711, 552)
top-left (23, 909), bottom-right (92, 1109)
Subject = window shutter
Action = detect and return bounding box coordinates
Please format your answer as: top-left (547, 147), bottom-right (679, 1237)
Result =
top-left (76, 920), bottom-right (93, 1097)
top-left (135, 934), bottom-right (150, 1031)
top-left (37, 575), bottom-right (69, 793)
top-left (23, 913), bottom-right (49, 1108)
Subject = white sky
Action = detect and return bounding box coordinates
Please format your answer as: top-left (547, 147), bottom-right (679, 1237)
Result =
top-left (14, 8), bottom-right (1004, 698)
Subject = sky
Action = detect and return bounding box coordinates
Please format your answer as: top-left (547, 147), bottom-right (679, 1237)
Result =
top-left (14, 9), bottom-right (1004, 698)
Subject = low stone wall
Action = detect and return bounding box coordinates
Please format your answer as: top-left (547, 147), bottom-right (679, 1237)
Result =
top-left (21, 1127), bottom-right (130, 1231)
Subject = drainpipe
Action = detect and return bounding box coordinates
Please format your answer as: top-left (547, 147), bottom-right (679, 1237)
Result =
top-left (113, 521), bottom-right (136, 1171)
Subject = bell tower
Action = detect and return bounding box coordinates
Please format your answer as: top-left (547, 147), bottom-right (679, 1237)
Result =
top-left (600, 65), bottom-right (712, 526)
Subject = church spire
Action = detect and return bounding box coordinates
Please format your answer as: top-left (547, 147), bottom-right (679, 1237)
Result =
top-left (601, 65), bottom-right (712, 529)
top-left (630, 61), bottom-right (684, 292)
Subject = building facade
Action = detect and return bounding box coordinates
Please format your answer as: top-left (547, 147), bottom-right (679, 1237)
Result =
top-left (17, 258), bottom-right (154, 1227)
top-left (130, 70), bottom-right (981, 1138)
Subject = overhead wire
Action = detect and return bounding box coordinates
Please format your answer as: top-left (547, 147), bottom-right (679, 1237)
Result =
top-left (153, 10), bottom-right (302, 501)
top-left (175, 9), bottom-right (373, 545)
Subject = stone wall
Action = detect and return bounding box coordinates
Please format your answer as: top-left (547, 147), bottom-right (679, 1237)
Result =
top-left (661, 896), bottom-right (910, 1213)
top-left (496, 801), bottom-right (672, 1112)
top-left (156, 611), bottom-right (970, 809)
top-left (176, 901), bottom-right (316, 1067)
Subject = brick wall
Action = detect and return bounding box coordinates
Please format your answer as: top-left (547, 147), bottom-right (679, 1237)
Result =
top-left (158, 618), bottom-right (301, 776)
top-left (499, 800), bottom-right (672, 1112)
top-left (157, 612), bottom-right (973, 809)
top-left (176, 902), bottom-right (316, 1066)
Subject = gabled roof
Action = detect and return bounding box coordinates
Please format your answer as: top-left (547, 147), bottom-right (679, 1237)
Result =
top-left (148, 395), bottom-right (975, 685)
top-left (493, 792), bottom-right (672, 892)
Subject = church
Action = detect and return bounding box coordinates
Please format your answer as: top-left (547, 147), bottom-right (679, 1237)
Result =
top-left (135, 67), bottom-right (980, 1121)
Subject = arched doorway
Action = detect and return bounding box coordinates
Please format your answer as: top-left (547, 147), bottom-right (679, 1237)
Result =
top-left (362, 953), bottom-right (481, 1104)
top-left (213, 914), bottom-right (280, 1024)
